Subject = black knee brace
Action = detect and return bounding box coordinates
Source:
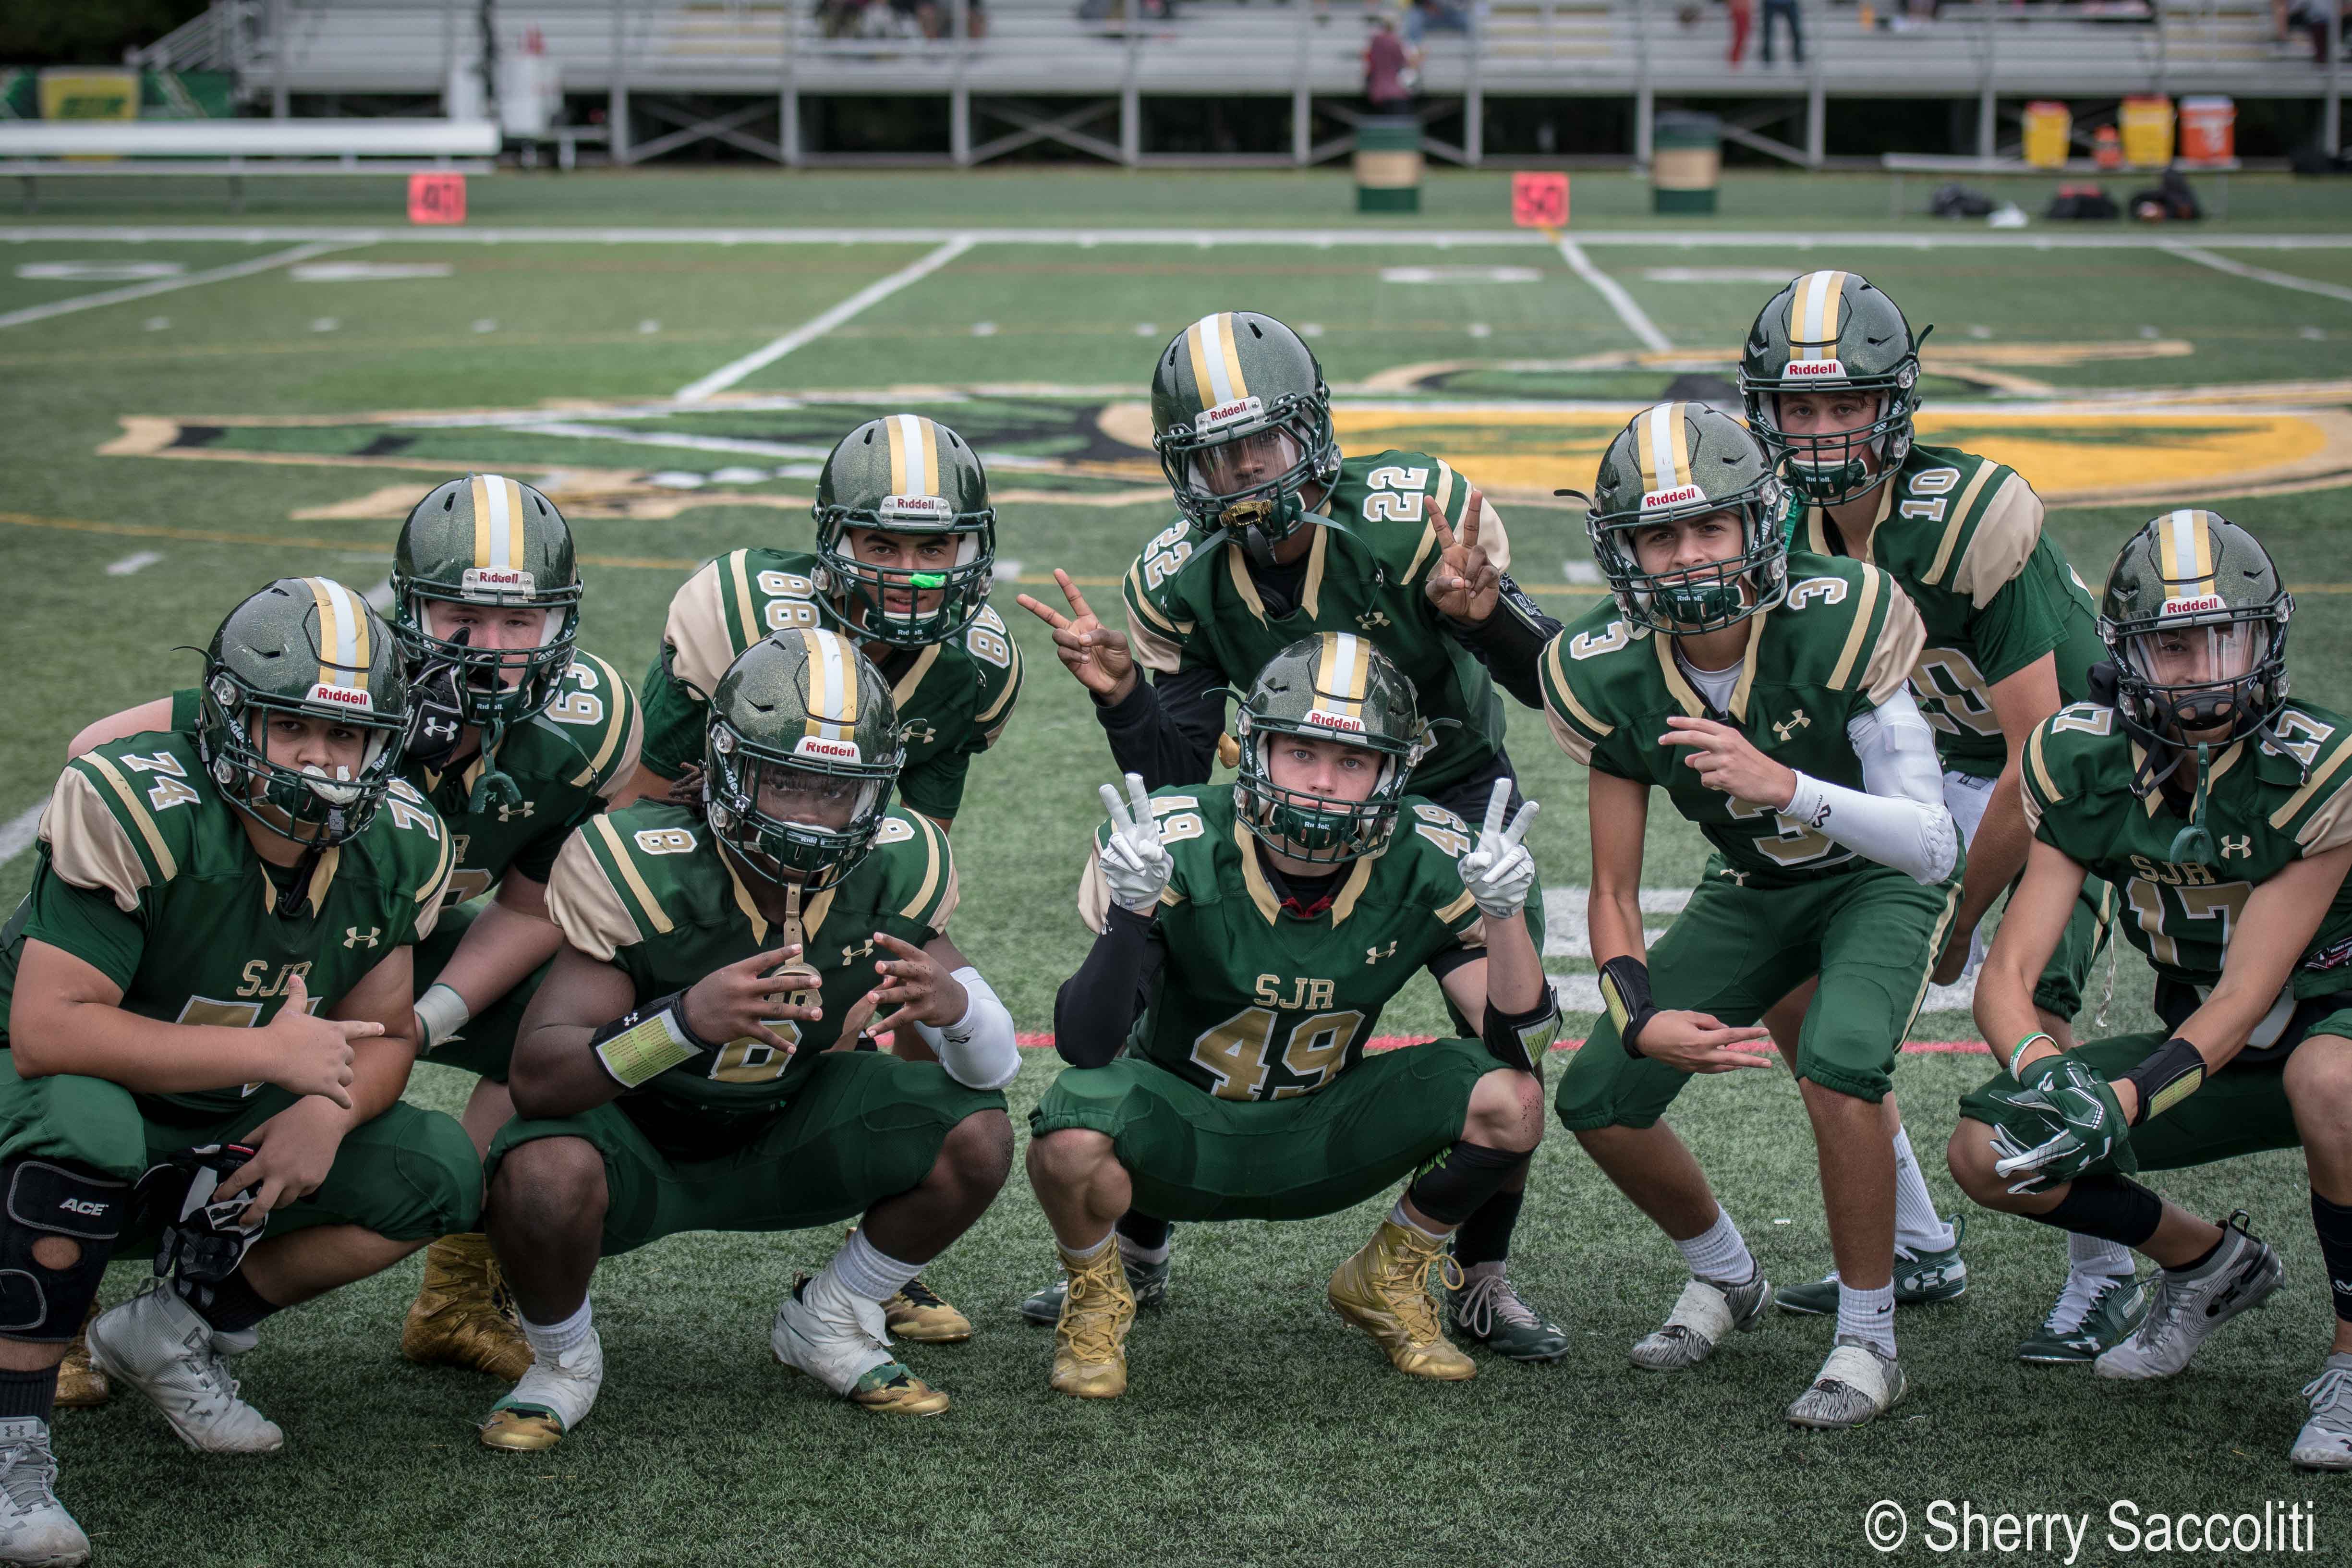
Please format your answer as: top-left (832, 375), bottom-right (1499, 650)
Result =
top-left (0, 1160), bottom-right (126, 1341)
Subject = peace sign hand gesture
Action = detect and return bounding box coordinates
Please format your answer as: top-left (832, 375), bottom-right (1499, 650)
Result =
top-left (1017, 569), bottom-right (1138, 704)
top-left (1456, 778), bottom-right (1540, 920)
top-left (1098, 772), bottom-right (1174, 915)
top-left (1424, 489), bottom-right (1501, 624)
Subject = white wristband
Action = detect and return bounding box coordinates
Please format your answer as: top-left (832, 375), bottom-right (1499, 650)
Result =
top-left (414, 982), bottom-right (472, 1054)
top-left (912, 966), bottom-right (1020, 1091)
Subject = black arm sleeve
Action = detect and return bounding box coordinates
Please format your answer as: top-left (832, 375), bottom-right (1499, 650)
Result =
top-left (1093, 665), bottom-right (1229, 789)
top-left (1051, 905), bottom-right (1166, 1068)
top-left (1444, 573), bottom-right (1562, 710)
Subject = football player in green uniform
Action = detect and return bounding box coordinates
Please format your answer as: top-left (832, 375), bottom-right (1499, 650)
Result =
top-left (1026, 632), bottom-right (1554, 1397)
top-left (1544, 404), bottom-right (1962, 1430)
top-left (1015, 309), bottom-right (1567, 1359)
top-left (1949, 511), bottom-right (2352, 1471)
top-left (1740, 270), bottom-right (2131, 1360)
top-left (65, 475), bottom-right (643, 1388)
top-left (474, 627), bottom-right (1016, 1450)
top-left (0, 579), bottom-right (475, 1564)
top-left (627, 416), bottom-right (1019, 1344)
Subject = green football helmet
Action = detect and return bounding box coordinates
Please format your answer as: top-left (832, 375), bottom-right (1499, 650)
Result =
top-left (390, 474), bottom-right (583, 729)
top-left (1233, 632), bottom-right (1430, 865)
top-left (196, 577), bottom-right (411, 848)
top-left (1150, 311), bottom-right (1342, 569)
top-left (703, 627), bottom-right (906, 891)
top-left (812, 415), bottom-right (996, 649)
top-left (1740, 270), bottom-right (1925, 505)
top-left (1579, 402), bottom-right (1793, 634)
top-left (2100, 509), bottom-right (2294, 764)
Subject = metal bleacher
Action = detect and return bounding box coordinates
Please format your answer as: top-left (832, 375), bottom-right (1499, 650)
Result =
top-left (134, 0), bottom-right (2334, 166)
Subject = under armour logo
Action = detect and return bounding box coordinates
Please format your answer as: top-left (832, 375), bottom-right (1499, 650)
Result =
top-left (1356, 610), bottom-right (1393, 632)
top-left (497, 800), bottom-right (535, 822)
top-left (344, 926), bottom-right (380, 948)
top-left (2219, 835), bottom-right (2252, 859)
top-left (1773, 710), bottom-right (1811, 743)
top-left (841, 938), bottom-right (875, 967)
top-left (1366, 940), bottom-right (1398, 965)
top-left (422, 717), bottom-right (459, 742)
top-left (900, 720), bottom-right (937, 746)
top-left (1720, 868), bottom-right (1750, 886)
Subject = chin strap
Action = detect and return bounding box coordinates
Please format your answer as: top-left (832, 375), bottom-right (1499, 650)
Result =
top-left (465, 715), bottom-right (522, 814)
top-left (2168, 742), bottom-right (2218, 866)
top-left (275, 844), bottom-right (322, 919)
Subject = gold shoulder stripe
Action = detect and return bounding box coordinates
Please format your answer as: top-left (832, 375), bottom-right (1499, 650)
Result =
top-left (77, 754), bottom-right (177, 883)
top-left (1920, 462), bottom-right (1999, 587)
top-left (1236, 817), bottom-right (1282, 925)
top-left (569, 653), bottom-right (639, 791)
top-left (1543, 636), bottom-right (1616, 740)
top-left (2025, 723), bottom-right (2062, 817)
top-left (2270, 729), bottom-right (2352, 832)
top-left (1435, 886), bottom-right (1479, 927)
top-left (724, 549), bottom-right (758, 652)
top-left (411, 825), bottom-right (456, 938)
top-left (975, 633), bottom-right (1022, 728)
top-left (1826, 566), bottom-right (1884, 691)
top-left (415, 809), bottom-right (454, 904)
top-left (590, 814), bottom-right (674, 935)
top-left (899, 812), bottom-right (946, 923)
top-left (1122, 561), bottom-right (1184, 635)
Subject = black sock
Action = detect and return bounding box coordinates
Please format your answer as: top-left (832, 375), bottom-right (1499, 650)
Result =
top-left (1114, 1211), bottom-right (1172, 1253)
top-left (178, 1270), bottom-right (278, 1334)
top-left (2023, 1174), bottom-right (2162, 1250)
top-left (1405, 1143), bottom-right (1528, 1229)
top-left (0, 1366), bottom-right (57, 1424)
top-left (2314, 1192), bottom-right (2352, 1326)
top-left (1449, 1189), bottom-right (1523, 1269)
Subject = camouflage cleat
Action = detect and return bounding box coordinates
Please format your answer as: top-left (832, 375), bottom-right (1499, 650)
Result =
top-left (772, 1275), bottom-right (950, 1417)
top-left (1018, 1252), bottom-right (1171, 1325)
top-left (1049, 1243), bottom-right (1137, 1400)
top-left (1630, 1272), bottom-right (1771, 1372)
top-left (1775, 1216), bottom-right (1967, 1316)
top-left (2096, 1211), bottom-right (2282, 1382)
top-left (51, 1306), bottom-right (107, 1410)
top-left (2015, 1270), bottom-right (2147, 1364)
top-left (404, 1233), bottom-right (533, 1382)
top-left (1447, 1264), bottom-right (1569, 1363)
top-left (1786, 1336), bottom-right (1908, 1431)
top-left (1327, 1220), bottom-right (1476, 1381)
top-left (884, 1277), bottom-right (973, 1345)
top-left (479, 1329), bottom-right (603, 1454)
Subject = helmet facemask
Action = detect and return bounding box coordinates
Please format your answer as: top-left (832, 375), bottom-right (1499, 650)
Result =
top-left (703, 719), bottom-right (900, 893)
top-left (1155, 397), bottom-right (1340, 570)
top-left (397, 587), bottom-right (582, 730)
top-left (199, 671), bottom-right (406, 848)
top-left (2109, 612), bottom-right (2288, 757)
top-left (1749, 381), bottom-right (1917, 506)
top-left (1590, 485), bottom-right (1793, 636)
top-left (1234, 719), bottom-right (1421, 866)
top-left (813, 505), bottom-right (996, 649)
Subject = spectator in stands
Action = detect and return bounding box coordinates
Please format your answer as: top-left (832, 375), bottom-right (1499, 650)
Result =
top-left (1727, 0), bottom-right (1755, 65)
top-left (1400, 0), bottom-right (1469, 51)
top-left (1761, 0), bottom-right (1802, 63)
top-left (1365, 15), bottom-right (1416, 111)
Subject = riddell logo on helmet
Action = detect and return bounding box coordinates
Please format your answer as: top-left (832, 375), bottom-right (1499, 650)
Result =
top-left (1640, 485), bottom-right (1705, 512)
top-left (1194, 396), bottom-right (1264, 434)
top-left (880, 494), bottom-right (951, 520)
top-left (792, 736), bottom-right (862, 763)
top-left (1783, 359), bottom-right (1848, 380)
top-left (1303, 708), bottom-right (1365, 734)
top-left (307, 683), bottom-right (372, 712)
top-left (2162, 595), bottom-right (2227, 616)
top-left (461, 567), bottom-right (536, 596)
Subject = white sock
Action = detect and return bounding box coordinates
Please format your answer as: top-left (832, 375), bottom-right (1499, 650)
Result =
top-left (1389, 1200), bottom-right (1447, 1243)
top-left (1673, 1207), bottom-right (1756, 1287)
top-left (1115, 1233), bottom-right (1171, 1266)
top-left (2068, 1230), bottom-right (2135, 1278)
top-left (1837, 1280), bottom-right (1897, 1358)
top-left (828, 1227), bottom-right (923, 1302)
top-left (1891, 1125), bottom-right (1955, 1253)
top-left (520, 1299), bottom-right (592, 1360)
top-left (1060, 1233), bottom-right (1113, 1263)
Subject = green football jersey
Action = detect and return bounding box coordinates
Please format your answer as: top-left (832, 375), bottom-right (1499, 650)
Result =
top-left (543, 799), bottom-right (959, 1115)
top-left (2023, 700), bottom-right (2352, 998)
top-left (1120, 451), bottom-right (1509, 799)
top-left (638, 548), bottom-right (1022, 823)
top-left (1795, 443), bottom-right (2104, 779)
top-left (0, 725), bottom-right (455, 1114)
top-left (170, 649), bottom-right (641, 908)
top-left (1540, 552), bottom-right (1936, 884)
top-left (1078, 785), bottom-right (1484, 1101)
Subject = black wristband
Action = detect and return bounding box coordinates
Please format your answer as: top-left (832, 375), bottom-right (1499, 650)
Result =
top-left (1482, 989), bottom-right (1562, 1076)
top-left (1598, 955), bottom-right (1660, 1059)
top-left (2119, 1035), bottom-right (2206, 1125)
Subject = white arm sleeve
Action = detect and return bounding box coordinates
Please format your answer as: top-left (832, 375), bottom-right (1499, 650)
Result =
top-left (1780, 689), bottom-right (1960, 886)
top-left (912, 966), bottom-right (1021, 1091)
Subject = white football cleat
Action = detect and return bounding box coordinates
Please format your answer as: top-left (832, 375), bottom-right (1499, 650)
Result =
top-left (1786, 1335), bottom-right (1907, 1430)
top-left (0, 1420), bottom-right (87, 1567)
top-left (478, 1328), bottom-right (604, 1452)
top-left (1629, 1272), bottom-right (1771, 1372)
top-left (86, 1283), bottom-right (282, 1454)
top-left (772, 1273), bottom-right (949, 1415)
top-left (2291, 1353), bottom-right (2352, 1472)
top-left (2095, 1211), bottom-right (2282, 1382)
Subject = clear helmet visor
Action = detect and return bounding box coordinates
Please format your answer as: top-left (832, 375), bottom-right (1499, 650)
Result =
top-left (2122, 621), bottom-right (2268, 693)
top-left (754, 763), bottom-right (886, 836)
top-left (1190, 427), bottom-right (1304, 498)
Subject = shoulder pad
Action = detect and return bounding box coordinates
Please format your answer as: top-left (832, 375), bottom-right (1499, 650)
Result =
top-left (524, 652), bottom-right (646, 800)
top-left (547, 807), bottom-right (696, 960)
top-left (47, 734), bottom-right (212, 909)
top-left (1785, 559), bottom-right (1922, 705)
top-left (1902, 450), bottom-right (2044, 609)
top-left (376, 777), bottom-right (457, 936)
top-left (871, 810), bottom-right (958, 932)
top-left (1395, 799), bottom-right (1484, 932)
top-left (2021, 705), bottom-right (2126, 836)
top-left (665, 549), bottom-right (824, 700)
top-left (2263, 705), bottom-right (2352, 855)
top-left (1539, 611), bottom-right (1637, 766)
top-left (1122, 521), bottom-right (1201, 675)
top-left (959, 602), bottom-right (1024, 749)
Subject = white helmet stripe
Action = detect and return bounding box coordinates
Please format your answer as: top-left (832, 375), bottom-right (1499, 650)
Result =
top-left (316, 577), bottom-right (362, 680)
top-left (481, 474), bottom-right (515, 568)
top-left (1643, 402), bottom-right (1679, 491)
top-left (1197, 312), bottom-right (1237, 406)
top-left (809, 627), bottom-right (851, 741)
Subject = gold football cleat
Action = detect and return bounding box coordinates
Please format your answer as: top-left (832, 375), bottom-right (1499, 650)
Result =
top-left (54, 1303), bottom-right (109, 1409)
top-left (1327, 1218), bottom-right (1477, 1381)
top-left (1050, 1241), bottom-right (1136, 1399)
top-left (478, 1406), bottom-right (566, 1452)
top-left (849, 1364), bottom-right (952, 1416)
top-left (404, 1234), bottom-right (533, 1382)
top-left (884, 1277), bottom-right (973, 1344)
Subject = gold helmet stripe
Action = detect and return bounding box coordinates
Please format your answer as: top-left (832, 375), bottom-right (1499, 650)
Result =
top-left (800, 627), bottom-right (859, 741)
top-left (1314, 631), bottom-right (1370, 717)
top-left (306, 576), bottom-right (370, 697)
top-left (1789, 270), bottom-right (1848, 360)
top-left (1637, 401), bottom-right (1691, 493)
top-left (2159, 509), bottom-right (2219, 597)
top-left (1185, 312), bottom-right (1249, 411)
top-left (887, 413), bottom-right (941, 499)
top-left (916, 415), bottom-right (940, 496)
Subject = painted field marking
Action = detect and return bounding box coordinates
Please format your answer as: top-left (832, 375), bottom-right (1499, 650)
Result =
top-left (1552, 233), bottom-right (1672, 353)
top-left (104, 550), bottom-right (163, 576)
top-left (0, 240), bottom-right (356, 332)
top-left (0, 799), bottom-right (47, 866)
top-left (289, 261), bottom-right (452, 282)
top-left (1641, 267), bottom-right (1798, 283)
top-left (2167, 244), bottom-right (2352, 307)
top-left (1381, 265), bottom-right (1543, 284)
top-left (17, 260), bottom-right (184, 282)
top-left (674, 234), bottom-right (975, 403)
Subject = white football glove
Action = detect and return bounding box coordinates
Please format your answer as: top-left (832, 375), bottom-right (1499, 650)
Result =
top-left (1456, 778), bottom-right (1540, 921)
top-left (1098, 772), bottom-right (1174, 916)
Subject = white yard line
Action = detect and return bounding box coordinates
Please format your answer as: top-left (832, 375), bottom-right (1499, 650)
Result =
top-left (2167, 244), bottom-right (2352, 307)
top-left (104, 550), bottom-right (163, 576)
top-left (674, 235), bottom-right (976, 403)
top-left (0, 799), bottom-right (48, 866)
top-left (1553, 235), bottom-right (1672, 353)
top-left (0, 240), bottom-right (357, 331)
